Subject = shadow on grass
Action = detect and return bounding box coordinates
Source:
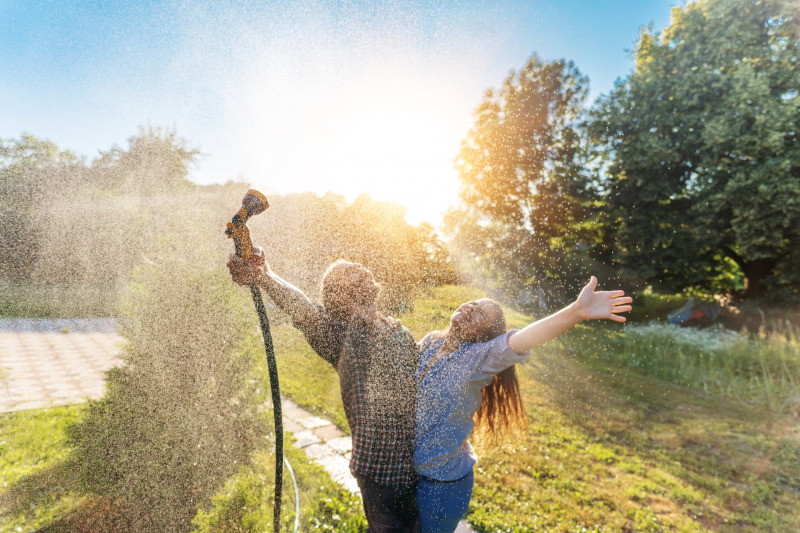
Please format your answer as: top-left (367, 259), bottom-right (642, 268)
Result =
top-left (0, 460), bottom-right (79, 515)
top-left (0, 459), bottom-right (131, 533)
top-left (35, 496), bottom-right (132, 533)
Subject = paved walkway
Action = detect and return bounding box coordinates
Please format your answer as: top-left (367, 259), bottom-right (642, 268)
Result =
top-left (0, 318), bottom-right (123, 412)
top-left (0, 318), bottom-right (473, 531)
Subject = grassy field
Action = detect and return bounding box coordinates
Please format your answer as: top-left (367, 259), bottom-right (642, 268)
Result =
top-left (268, 285), bottom-right (800, 532)
top-left (2, 285), bottom-right (799, 532)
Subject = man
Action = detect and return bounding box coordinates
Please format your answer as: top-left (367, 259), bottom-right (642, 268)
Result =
top-left (228, 249), bottom-right (419, 532)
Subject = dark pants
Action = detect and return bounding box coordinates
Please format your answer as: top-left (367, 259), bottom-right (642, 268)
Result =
top-left (356, 474), bottom-right (420, 533)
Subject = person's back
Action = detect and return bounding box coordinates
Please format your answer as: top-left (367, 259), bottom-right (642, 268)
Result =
top-left (229, 253), bottom-right (420, 532)
top-left (296, 304), bottom-right (418, 487)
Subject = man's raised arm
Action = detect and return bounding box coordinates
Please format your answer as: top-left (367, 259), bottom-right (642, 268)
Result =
top-left (227, 247), bottom-right (319, 325)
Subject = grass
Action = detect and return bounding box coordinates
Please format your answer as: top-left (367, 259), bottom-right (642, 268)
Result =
top-left (0, 406), bottom-right (86, 532)
top-left (0, 403), bottom-right (365, 533)
top-left (0, 279), bottom-right (119, 318)
top-left (265, 326), bottom-right (351, 434)
top-left (563, 322), bottom-right (800, 414)
top-left (470, 353), bottom-right (800, 531)
top-left (192, 438), bottom-right (367, 533)
top-left (264, 285), bottom-right (800, 532)
top-left (3, 285), bottom-right (799, 532)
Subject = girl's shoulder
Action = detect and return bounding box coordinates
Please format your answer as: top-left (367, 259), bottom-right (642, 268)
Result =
top-left (418, 331), bottom-right (442, 352)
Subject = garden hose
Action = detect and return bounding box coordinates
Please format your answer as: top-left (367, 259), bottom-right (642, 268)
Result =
top-left (226, 189), bottom-right (298, 533)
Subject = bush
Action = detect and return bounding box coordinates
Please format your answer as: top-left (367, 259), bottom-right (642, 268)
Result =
top-left (68, 249), bottom-right (266, 532)
top-left (626, 288), bottom-right (690, 323)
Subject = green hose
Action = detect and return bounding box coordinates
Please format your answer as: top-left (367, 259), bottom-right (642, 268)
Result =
top-left (249, 285), bottom-right (286, 532)
top-left (227, 189), bottom-right (299, 533)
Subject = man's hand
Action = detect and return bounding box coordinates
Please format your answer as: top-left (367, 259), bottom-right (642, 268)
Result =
top-left (227, 246), bottom-right (267, 286)
top-left (573, 276), bottom-right (633, 323)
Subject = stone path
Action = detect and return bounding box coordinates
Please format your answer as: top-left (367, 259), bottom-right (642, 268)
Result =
top-left (279, 398), bottom-right (360, 493)
top-left (0, 318), bottom-right (474, 531)
top-left (0, 318), bottom-right (123, 412)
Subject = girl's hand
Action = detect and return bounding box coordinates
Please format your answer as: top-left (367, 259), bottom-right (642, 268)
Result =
top-left (573, 276), bottom-right (632, 323)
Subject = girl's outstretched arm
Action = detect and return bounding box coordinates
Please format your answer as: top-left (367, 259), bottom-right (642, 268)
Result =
top-left (507, 276), bottom-right (632, 355)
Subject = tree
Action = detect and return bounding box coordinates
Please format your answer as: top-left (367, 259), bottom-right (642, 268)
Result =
top-left (90, 126), bottom-right (200, 196)
top-left (589, 0), bottom-right (800, 301)
top-left (448, 55), bottom-right (598, 301)
top-left (0, 134), bottom-right (84, 277)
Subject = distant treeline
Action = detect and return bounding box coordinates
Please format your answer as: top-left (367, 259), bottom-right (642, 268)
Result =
top-left (0, 128), bottom-right (458, 316)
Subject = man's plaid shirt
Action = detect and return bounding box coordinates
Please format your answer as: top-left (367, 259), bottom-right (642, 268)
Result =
top-left (296, 306), bottom-right (418, 487)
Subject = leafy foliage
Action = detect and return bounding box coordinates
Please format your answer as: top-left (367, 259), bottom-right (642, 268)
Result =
top-left (68, 251), bottom-right (267, 533)
top-left (588, 0), bottom-right (800, 301)
top-left (446, 55), bottom-right (603, 303)
top-left (0, 128), bottom-right (195, 284)
top-left (89, 126), bottom-right (200, 196)
top-left (0, 134), bottom-right (83, 278)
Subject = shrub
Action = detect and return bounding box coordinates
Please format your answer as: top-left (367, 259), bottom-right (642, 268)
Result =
top-left (68, 248), bottom-right (266, 532)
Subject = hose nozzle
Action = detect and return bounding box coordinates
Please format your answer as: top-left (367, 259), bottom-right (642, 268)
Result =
top-left (225, 189), bottom-right (269, 259)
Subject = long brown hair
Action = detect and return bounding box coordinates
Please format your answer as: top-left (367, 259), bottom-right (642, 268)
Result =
top-left (474, 364), bottom-right (527, 445)
top-left (433, 299), bottom-right (528, 444)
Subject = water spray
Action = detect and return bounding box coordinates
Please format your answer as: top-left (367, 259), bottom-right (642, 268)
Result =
top-left (226, 189), bottom-right (298, 533)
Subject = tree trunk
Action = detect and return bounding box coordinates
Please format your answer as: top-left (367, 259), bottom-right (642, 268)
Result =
top-left (741, 258), bottom-right (777, 300)
top-left (722, 247), bottom-right (776, 300)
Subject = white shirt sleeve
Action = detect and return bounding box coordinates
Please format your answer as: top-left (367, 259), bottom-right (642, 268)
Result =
top-left (470, 329), bottom-right (531, 382)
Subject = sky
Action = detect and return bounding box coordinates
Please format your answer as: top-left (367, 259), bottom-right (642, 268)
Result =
top-left (1, 0), bottom-right (680, 226)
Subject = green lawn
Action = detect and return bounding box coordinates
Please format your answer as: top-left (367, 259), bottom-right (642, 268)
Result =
top-left (0, 404), bottom-right (361, 533)
top-left (2, 285), bottom-right (799, 532)
top-left (270, 285), bottom-right (800, 532)
top-left (0, 406), bottom-right (86, 532)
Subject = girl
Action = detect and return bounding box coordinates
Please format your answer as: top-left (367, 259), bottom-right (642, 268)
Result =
top-left (414, 276), bottom-right (632, 532)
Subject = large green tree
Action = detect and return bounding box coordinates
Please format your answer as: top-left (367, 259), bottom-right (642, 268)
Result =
top-left (447, 55), bottom-right (599, 302)
top-left (589, 0), bottom-right (800, 301)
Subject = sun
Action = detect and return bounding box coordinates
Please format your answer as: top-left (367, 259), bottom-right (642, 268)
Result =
top-left (319, 108), bottom-right (459, 224)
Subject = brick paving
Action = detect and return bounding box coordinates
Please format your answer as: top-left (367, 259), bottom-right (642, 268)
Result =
top-left (0, 318), bottom-right (123, 413)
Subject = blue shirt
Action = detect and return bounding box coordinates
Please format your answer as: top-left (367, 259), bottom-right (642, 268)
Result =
top-left (413, 330), bottom-right (529, 481)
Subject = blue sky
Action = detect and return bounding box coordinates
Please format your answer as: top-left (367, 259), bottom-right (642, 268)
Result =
top-left (1, 0), bottom-right (679, 224)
